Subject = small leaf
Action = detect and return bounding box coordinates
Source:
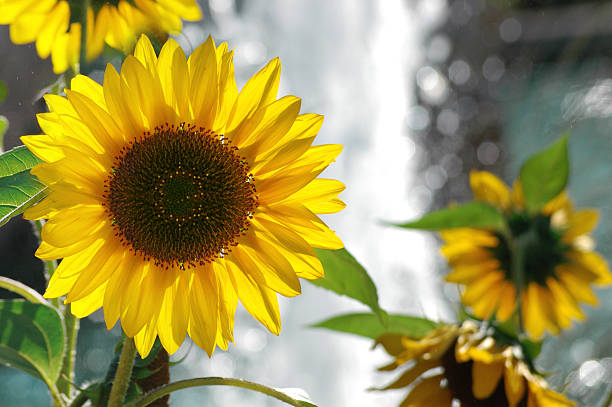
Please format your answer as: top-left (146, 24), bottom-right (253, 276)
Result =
top-left (310, 249), bottom-right (387, 323)
top-left (0, 170), bottom-right (47, 227)
top-left (0, 145), bottom-right (43, 177)
top-left (519, 134), bottom-right (569, 212)
top-left (394, 201), bottom-right (505, 230)
top-left (311, 313), bottom-right (439, 340)
top-left (0, 300), bottom-right (65, 383)
top-left (0, 81), bottom-right (7, 103)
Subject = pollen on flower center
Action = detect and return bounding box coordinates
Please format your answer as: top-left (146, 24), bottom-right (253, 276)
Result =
top-left (103, 123), bottom-right (258, 269)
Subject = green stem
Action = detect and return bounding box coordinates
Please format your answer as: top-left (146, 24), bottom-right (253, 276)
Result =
top-left (511, 236), bottom-right (526, 335)
top-left (124, 377), bottom-right (317, 407)
top-left (57, 305), bottom-right (79, 398)
top-left (108, 337), bottom-right (138, 407)
top-left (79, 0), bottom-right (90, 74)
top-left (67, 391), bottom-right (88, 407)
top-left (0, 277), bottom-right (47, 304)
top-left (603, 385), bottom-right (612, 407)
top-left (47, 381), bottom-right (66, 407)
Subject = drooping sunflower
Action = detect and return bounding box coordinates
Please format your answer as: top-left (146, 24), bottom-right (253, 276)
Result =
top-left (374, 321), bottom-right (575, 407)
top-left (441, 170), bottom-right (611, 339)
top-left (0, 0), bottom-right (201, 73)
top-left (22, 34), bottom-right (345, 357)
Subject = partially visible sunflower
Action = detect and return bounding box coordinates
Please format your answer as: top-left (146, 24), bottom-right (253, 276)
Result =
top-left (441, 170), bottom-right (612, 339)
top-left (22, 34), bottom-right (345, 357)
top-left (0, 0), bottom-right (201, 73)
top-left (374, 321), bottom-right (575, 407)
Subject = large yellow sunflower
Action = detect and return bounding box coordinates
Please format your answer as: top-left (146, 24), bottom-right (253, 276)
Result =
top-left (21, 34), bottom-right (345, 357)
top-left (442, 170), bottom-right (611, 339)
top-left (0, 0), bottom-right (201, 73)
top-left (374, 321), bottom-right (575, 407)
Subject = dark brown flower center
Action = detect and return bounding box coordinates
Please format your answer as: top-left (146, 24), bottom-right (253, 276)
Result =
top-left (441, 343), bottom-right (527, 407)
top-left (103, 123), bottom-right (258, 269)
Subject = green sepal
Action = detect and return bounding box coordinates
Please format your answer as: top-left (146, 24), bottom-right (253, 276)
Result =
top-left (519, 134), bottom-right (569, 212)
top-left (310, 249), bottom-right (387, 324)
top-left (393, 201), bottom-right (506, 231)
top-left (310, 312), bottom-right (439, 340)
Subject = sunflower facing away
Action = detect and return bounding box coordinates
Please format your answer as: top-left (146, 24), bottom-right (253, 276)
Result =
top-left (441, 170), bottom-right (611, 339)
top-left (0, 0), bottom-right (201, 73)
top-left (374, 321), bottom-right (575, 407)
top-left (22, 34), bottom-right (345, 357)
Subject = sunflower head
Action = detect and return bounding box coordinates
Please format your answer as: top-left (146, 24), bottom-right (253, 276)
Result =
top-left (0, 0), bottom-right (202, 73)
top-left (22, 34), bottom-right (345, 358)
top-left (441, 170), bottom-right (612, 339)
top-left (374, 321), bottom-right (576, 407)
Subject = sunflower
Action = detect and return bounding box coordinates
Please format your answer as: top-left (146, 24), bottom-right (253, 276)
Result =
top-left (441, 170), bottom-right (612, 339)
top-left (21, 34), bottom-right (345, 357)
top-left (0, 0), bottom-right (201, 73)
top-left (374, 321), bottom-right (575, 407)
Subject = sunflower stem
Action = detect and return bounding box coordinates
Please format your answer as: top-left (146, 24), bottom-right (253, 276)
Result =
top-left (603, 384), bottom-right (612, 407)
top-left (46, 378), bottom-right (66, 407)
top-left (108, 337), bottom-right (138, 407)
top-left (123, 377), bottom-right (318, 407)
top-left (511, 232), bottom-right (531, 336)
top-left (58, 305), bottom-right (80, 398)
top-left (79, 0), bottom-right (90, 74)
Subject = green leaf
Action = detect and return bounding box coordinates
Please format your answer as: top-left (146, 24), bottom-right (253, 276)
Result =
top-left (311, 312), bottom-right (439, 340)
top-left (394, 201), bottom-right (505, 230)
top-left (0, 300), bottom-right (65, 383)
top-left (0, 145), bottom-right (46, 227)
top-left (0, 170), bottom-right (47, 227)
top-left (310, 249), bottom-right (387, 323)
top-left (0, 81), bottom-right (7, 104)
top-left (0, 145), bottom-right (43, 177)
top-left (519, 134), bottom-right (569, 212)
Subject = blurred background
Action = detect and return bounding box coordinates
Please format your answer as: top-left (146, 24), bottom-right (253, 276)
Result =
top-left (2, 0), bottom-right (612, 405)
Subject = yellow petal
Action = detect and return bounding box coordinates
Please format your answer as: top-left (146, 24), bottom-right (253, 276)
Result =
top-left (225, 258), bottom-right (281, 335)
top-left (188, 267), bottom-right (219, 356)
top-left (41, 207), bottom-right (107, 248)
top-left (496, 282), bottom-right (517, 321)
top-left (445, 259), bottom-right (500, 284)
top-left (472, 359), bottom-right (504, 399)
top-left (377, 359), bottom-right (440, 390)
top-left (399, 375), bottom-right (444, 407)
top-left (70, 282), bottom-right (106, 318)
top-left (264, 203), bottom-right (344, 249)
top-left (563, 209), bottom-right (598, 240)
top-left (134, 316), bottom-right (160, 358)
top-left (504, 360), bottom-right (526, 407)
top-left (188, 36), bottom-right (218, 129)
top-left (226, 58), bottom-right (281, 133)
top-left (156, 270), bottom-right (189, 354)
top-left (566, 250), bottom-right (612, 285)
top-left (461, 270), bottom-right (505, 305)
top-left (103, 254), bottom-right (141, 329)
top-left (470, 170), bottom-right (511, 210)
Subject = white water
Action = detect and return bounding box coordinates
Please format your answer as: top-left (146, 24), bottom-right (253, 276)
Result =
top-left (171, 1), bottom-right (450, 406)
